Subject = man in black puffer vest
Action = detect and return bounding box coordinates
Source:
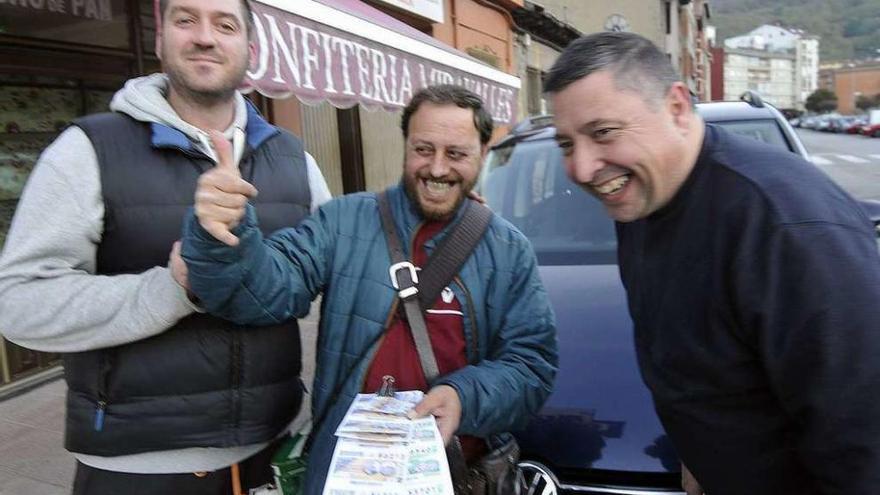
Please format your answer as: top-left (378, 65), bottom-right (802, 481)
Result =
top-left (0, 0), bottom-right (331, 493)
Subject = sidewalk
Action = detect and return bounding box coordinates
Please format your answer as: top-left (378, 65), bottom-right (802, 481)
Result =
top-left (0, 377), bottom-right (71, 495)
top-left (0, 301), bottom-right (320, 495)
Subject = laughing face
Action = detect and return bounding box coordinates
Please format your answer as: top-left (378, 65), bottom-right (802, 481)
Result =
top-left (551, 70), bottom-right (698, 222)
top-left (403, 102), bottom-right (486, 221)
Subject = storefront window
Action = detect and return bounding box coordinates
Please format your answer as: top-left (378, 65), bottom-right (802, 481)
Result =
top-left (0, 0), bottom-right (137, 386)
top-left (0, 74), bottom-right (117, 382)
top-left (2, 77), bottom-right (70, 246)
top-left (0, 0), bottom-right (130, 49)
top-left (0, 75), bottom-right (115, 242)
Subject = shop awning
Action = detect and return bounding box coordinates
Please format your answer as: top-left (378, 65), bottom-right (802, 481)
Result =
top-left (247, 0), bottom-right (520, 124)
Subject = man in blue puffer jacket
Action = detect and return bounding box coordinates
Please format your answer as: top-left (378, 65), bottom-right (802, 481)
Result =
top-left (181, 85), bottom-right (558, 493)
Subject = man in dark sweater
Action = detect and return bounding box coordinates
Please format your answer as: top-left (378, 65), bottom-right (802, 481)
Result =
top-left (544, 32), bottom-right (880, 495)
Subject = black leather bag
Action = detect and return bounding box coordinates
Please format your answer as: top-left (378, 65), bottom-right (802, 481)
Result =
top-left (447, 435), bottom-right (525, 495)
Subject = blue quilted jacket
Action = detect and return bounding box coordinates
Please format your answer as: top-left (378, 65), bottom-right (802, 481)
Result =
top-left (182, 183), bottom-right (558, 493)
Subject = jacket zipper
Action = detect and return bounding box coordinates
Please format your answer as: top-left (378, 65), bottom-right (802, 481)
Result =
top-left (452, 275), bottom-right (479, 364)
top-left (94, 350), bottom-right (112, 431)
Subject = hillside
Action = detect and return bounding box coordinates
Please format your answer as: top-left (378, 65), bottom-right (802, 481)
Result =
top-left (710, 0), bottom-right (880, 62)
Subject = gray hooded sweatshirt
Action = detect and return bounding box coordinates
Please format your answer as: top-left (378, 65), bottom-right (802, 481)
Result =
top-left (0, 74), bottom-right (330, 473)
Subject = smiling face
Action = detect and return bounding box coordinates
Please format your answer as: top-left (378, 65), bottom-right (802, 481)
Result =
top-left (551, 70), bottom-right (700, 222)
top-left (157, 0), bottom-right (253, 105)
top-left (402, 102), bottom-right (486, 221)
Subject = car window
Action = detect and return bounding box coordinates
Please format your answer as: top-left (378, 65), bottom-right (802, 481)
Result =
top-left (479, 139), bottom-right (617, 265)
top-left (481, 113), bottom-right (800, 267)
top-left (710, 119), bottom-right (789, 149)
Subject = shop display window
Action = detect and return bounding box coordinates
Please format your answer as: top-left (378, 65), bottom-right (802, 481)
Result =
top-left (0, 0), bottom-right (147, 386)
top-left (0, 75), bottom-right (115, 249)
top-left (0, 75), bottom-right (116, 382)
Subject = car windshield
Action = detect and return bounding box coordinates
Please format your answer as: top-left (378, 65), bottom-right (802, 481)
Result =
top-left (479, 138), bottom-right (617, 266)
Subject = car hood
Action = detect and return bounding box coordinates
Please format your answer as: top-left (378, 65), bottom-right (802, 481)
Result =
top-left (516, 264), bottom-right (680, 474)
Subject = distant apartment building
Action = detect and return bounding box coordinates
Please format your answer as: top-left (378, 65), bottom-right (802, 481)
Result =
top-left (530, 0), bottom-right (712, 100)
top-left (819, 61), bottom-right (880, 114)
top-left (723, 48), bottom-right (797, 108)
top-left (720, 24), bottom-right (819, 110)
top-left (818, 65), bottom-right (836, 92)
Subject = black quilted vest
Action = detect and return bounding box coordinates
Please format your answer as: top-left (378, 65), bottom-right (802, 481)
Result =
top-left (63, 112), bottom-right (309, 456)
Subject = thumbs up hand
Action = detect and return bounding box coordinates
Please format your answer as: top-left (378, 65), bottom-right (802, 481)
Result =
top-left (194, 130), bottom-right (258, 246)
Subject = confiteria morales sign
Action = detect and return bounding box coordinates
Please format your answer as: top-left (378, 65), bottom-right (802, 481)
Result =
top-left (246, 0), bottom-right (520, 125)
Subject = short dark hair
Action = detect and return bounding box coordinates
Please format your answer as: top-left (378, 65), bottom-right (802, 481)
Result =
top-left (401, 85), bottom-right (494, 145)
top-left (159, 0), bottom-right (255, 39)
top-left (544, 32), bottom-right (680, 105)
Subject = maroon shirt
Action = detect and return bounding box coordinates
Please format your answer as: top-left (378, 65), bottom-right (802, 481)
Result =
top-left (363, 220), bottom-right (485, 459)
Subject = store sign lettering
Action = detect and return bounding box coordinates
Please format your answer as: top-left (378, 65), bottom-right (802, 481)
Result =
top-left (0, 0), bottom-right (113, 21)
top-left (245, 5), bottom-right (517, 124)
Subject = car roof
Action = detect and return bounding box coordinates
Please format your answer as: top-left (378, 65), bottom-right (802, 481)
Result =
top-left (694, 100), bottom-right (778, 122)
top-left (493, 96), bottom-right (789, 149)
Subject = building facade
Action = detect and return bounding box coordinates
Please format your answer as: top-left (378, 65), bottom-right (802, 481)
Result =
top-left (688, 0), bottom-right (713, 101)
top-left (819, 62), bottom-right (880, 114)
top-left (510, 1), bottom-right (581, 117)
top-left (512, 0), bottom-right (712, 102)
top-left (722, 24), bottom-right (818, 110)
top-left (722, 48), bottom-right (797, 109)
top-left (710, 44), bottom-right (725, 101)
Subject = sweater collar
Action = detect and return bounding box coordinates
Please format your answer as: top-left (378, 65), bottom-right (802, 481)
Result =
top-left (150, 99), bottom-right (278, 153)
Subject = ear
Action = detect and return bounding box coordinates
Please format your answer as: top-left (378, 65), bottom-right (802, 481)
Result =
top-left (666, 82), bottom-right (694, 132)
top-left (479, 143), bottom-right (489, 159)
top-left (248, 40), bottom-right (257, 66)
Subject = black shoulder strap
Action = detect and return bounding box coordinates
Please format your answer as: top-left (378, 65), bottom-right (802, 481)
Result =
top-left (417, 199), bottom-right (492, 309)
top-left (377, 192), bottom-right (492, 383)
top-left (378, 193), bottom-right (493, 487)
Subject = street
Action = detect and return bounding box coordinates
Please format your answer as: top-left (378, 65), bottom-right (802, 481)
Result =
top-left (798, 129), bottom-right (880, 201)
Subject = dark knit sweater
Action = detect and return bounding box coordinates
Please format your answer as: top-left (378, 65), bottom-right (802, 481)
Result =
top-left (617, 124), bottom-right (880, 494)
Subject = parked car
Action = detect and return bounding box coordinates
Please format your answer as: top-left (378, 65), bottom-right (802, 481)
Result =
top-left (846, 118), bottom-right (867, 134)
top-left (816, 116), bottom-right (833, 131)
top-left (827, 116), bottom-right (857, 133)
top-left (861, 122), bottom-right (880, 137)
top-left (478, 92), bottom-right (879, 494)
top-left (800, 116), bottom-right (819, 129)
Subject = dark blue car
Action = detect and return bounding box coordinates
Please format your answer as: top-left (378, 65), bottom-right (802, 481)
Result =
top-left (477, 93), bottom-right (880, 494)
